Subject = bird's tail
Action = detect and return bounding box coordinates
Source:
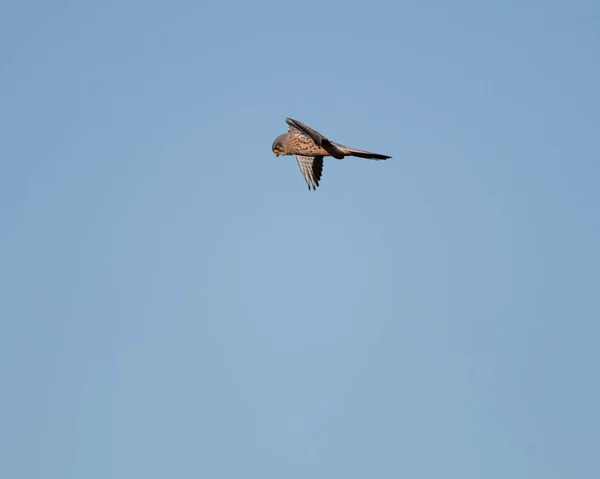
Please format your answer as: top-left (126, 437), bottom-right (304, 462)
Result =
top-left (333, 143), bottom-right (391, 160)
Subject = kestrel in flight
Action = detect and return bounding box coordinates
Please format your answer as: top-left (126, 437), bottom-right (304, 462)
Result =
top-left (272, 118), bottom-right (391, 190)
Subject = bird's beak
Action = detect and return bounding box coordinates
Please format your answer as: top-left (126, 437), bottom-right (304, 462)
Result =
top-left (273, 150), bottom-right (280, 157)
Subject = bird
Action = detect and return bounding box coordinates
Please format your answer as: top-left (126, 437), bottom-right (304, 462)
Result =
top-left (272, 118), bottom-right (391, 190)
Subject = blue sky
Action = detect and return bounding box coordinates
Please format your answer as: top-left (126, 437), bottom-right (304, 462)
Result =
top-left (1, 0), bottom-right (599, 477)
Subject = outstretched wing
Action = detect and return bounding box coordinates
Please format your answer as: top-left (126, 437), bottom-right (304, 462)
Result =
top-left (296, 155), bottom-right (323, 191)
top-left (286, 118), bottom-right (345, 159)
top-left (286, 118), bottom-right (327, 145)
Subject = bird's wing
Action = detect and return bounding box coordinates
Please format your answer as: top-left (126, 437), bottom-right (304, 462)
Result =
top-left (286, 118), bottom-right (327, 145)
top-left (286, 118), bottom-right (345, 159)
top-left (296, 155), bottom-right (323, 191)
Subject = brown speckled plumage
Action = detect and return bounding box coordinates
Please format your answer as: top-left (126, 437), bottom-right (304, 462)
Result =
top-left (272, 118), bottom-right (391, 190)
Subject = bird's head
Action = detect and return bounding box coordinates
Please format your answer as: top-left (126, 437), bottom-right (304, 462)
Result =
top-left (272, 134), bottom-right (287, 157)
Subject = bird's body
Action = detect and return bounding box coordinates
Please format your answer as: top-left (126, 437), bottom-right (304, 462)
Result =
top-left (272, 133), bottom-right (331, 158)
top-left (272, 118), bottom-right (391, 190)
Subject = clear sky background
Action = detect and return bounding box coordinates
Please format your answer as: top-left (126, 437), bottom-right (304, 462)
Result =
top-left (1, 1), bottom-right (599, 478)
